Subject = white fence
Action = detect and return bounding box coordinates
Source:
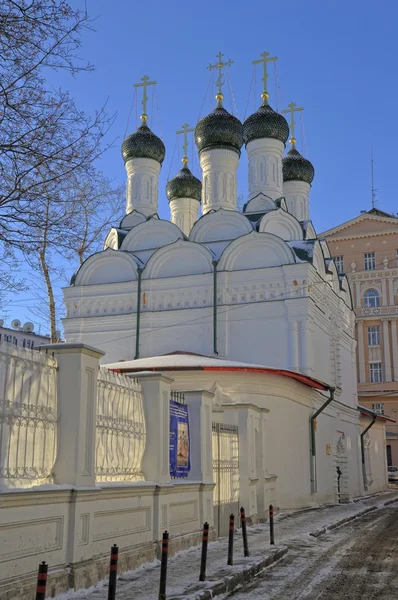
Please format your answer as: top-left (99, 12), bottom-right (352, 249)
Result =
top-left (96, 368), bottom-right (146, 482)
top-left (0, 342), bottom-right (57, 488)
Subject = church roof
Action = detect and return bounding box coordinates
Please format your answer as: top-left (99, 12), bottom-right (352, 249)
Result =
top-left (105, 352), bottom-right (329, 391)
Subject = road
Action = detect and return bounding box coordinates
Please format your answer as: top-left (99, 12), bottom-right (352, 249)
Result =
top-left (228, 506), bottom-right (398, 599)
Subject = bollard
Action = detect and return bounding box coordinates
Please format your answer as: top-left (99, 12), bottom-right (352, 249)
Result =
top-left (227, 513), bottom-right (235, 566)
top-left (35, 561), bottom-right (48, 600)
top-left (199, 521), bottom-right (209, 581)
top-left (108, 544), bottom-right (119, 600)
top-left (159, 530), bottom-right (169, 600)
top-left (240, 507), bottom-right (250, 557)
top-left (269, 504), bottom-right (275, 545)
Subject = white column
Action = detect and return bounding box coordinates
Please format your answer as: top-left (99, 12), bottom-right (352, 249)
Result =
top-left (247, 137), bottom-right (284, 201)
top-left (388, 277), bottom-right (395, 306)
top-left (357, 321), bottom-right (366, 383)
top-left (40, 342), bottom-right (104, 487)
top-left (135, 372), bottom-right (173, 483)
top-left (381, 278), bottom-right (387, 306)
top-left (125, 157), bottom-right (161, 216)
top-left (200, 148), bottom-right (239, 214)
top-left (299, 320), bottom-right (313, 375)
top-left (383, 319), bottom-right (392, 382)
top-left (391, 319), bottom-right (398, 382)
top-left (355, 280), bottom-right (362, 308)
top-left (289, 319), bottom-right (299, 371)
top-left (283, 180), bottom-right (310, 221)
top-left (169, 198), bottom-right (200, 236)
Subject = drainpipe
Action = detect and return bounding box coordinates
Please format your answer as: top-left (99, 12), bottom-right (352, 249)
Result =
top-left (134, 267), bottom-right (143, 360)
top-left (310, 387), bottom-right (335, 494)
top-left (360, 412), bottom-right (377, 491)
top-left (213, 260), bottom-right (219, 355)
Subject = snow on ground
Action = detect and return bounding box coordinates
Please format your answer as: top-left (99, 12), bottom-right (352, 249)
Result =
top-left (53, 491), bottom-right (398, 600)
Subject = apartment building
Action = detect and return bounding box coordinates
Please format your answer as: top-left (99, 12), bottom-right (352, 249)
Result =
top-left (322, 208), bottom-right (398, 465)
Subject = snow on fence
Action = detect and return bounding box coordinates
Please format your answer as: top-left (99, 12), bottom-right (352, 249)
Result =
top-left (0, 342), bottom-right (58, 488)
top-left (96, 368), bottom-right (146, 482)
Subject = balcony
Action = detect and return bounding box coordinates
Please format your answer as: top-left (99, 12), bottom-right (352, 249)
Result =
top-left (354, 306), bottom-right (398, 318)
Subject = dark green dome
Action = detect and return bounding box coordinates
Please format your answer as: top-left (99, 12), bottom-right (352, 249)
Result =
top-left (243, 103), bottom-right (289, 145)
top-left (166, 166), bottom-right (202, 203)
top-left (195, 107), bottom-right (243, 155)
top-left (283, 147), bottom-right (315, 185)
top-left (122, 123), bottom-right (165, 164)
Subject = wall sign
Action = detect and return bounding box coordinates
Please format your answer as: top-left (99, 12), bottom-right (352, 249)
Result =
top-left (170, 401), bottom-right (190, 477)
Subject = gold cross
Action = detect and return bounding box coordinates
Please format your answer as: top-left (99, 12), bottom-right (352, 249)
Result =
top-left (207, 52), bottom-right (233, 105)
top-left (282, 102), bottom-right (303, 146)
top-left (253, 51), bottom-right (277, 104)
top-left (134, 75), bottom-right (156, 122)
top-left (176, 123), bottom-right (195, 165)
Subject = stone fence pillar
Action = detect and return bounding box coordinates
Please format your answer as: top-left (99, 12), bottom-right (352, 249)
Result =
top-left (39, 343), bottom-right (104, 487)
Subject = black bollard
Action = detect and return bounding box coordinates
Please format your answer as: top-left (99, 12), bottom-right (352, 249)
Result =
top-left (107, 544), bottom-right (119, 600)
top-left (269, 504), bottom-right (275, 545)
top-left (159, 530), bottom-right (169, 600)
top-left (240, 507), bottom-right (250, 557)
top-left (227, 513), bottom-right (235, 566)
top-left (199, 521), bottom-right (209, 581)
top-left (35, 561), bottom-right (48, 600)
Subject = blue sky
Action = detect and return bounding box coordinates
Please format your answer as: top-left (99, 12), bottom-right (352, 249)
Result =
top-left (8, 0), bottom-right (398, 329)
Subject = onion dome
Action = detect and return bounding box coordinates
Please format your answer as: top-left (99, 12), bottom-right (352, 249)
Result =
top-left (283, 147), bottom-right (315, 185)
top-left (122, 123), bottom-right (165, 165)
top-left (243, 103), bottom-right (289, 146)
top-left (166, 166), bottom-right (202, 203)
top-left (195, 107), bottom-right (243, 155)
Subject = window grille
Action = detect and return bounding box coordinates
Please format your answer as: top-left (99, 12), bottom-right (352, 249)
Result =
top-left (364, 252), bottom-right (376, 270)
top-left (370, 362), bottom-right (383, 383)
top-left (367, 325), bottom-right (380, 346)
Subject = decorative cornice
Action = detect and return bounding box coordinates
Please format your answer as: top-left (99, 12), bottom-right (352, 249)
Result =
top-left (321, 213), bottom-right (398, 239)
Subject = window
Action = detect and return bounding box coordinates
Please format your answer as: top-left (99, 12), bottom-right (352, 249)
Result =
top-left (4, 334), bottom-right (12, 343)
top-left (372, 402), bottom-right (384, 415)
top-left (364, 252), bottom-right (376, 270)
top-left (368, 325), bottom-right (380, 346)
top-left (13, 336), bottom-right (18, 346)
top-left (334, 256), bottom-right (344, 274)
top-left (364, 289), bottom-right (380, 307)
top-left (370, 362), bottom-right (383, 383)
top-left (23, 339), bottom-right (32, 349)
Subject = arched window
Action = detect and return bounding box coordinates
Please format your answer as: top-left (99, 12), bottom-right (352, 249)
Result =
top-left (364, 288), bottom-right (380, 308)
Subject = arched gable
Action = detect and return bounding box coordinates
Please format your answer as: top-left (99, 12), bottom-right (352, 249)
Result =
top-left (74, 248), bottom-right (138, 286)
top-left (218, 231), bottom-right (296, 272)
top-left (339, 275), bottom-right (352, 308)
top-left (243, 193), bottom-right (276, 213)
top-left (143, 240), bottom-right (214, 279)
top-left (258, 209), bottom-right (303, 241)
top-left (104, 228), bottom-right (127, 250)
top-left (304, 221), bottom-right (317, 240)
top-left (121, 218), bottom-right (184, 253)
top-left (189, 208), bottom-right (253, 243)
top-left (312, 241), bottom-right (327, 279)
top-left (319, 239), bottom-right (331, 258)
top-left (119, 210), bottom-right (147, 230)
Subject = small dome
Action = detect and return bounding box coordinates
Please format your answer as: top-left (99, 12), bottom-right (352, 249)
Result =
top-left (166, 166), bottom-right (202, 203)
top-left (283, 147), bottom-right (315, 185)
top-left (122, 123), bottom-right (165, 164)
top-left (195, 107), bottom-right (243, 155)
top-left (243, 103), bottom-right (289, 145)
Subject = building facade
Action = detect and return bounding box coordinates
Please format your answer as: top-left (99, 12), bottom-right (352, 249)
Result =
top-left (0, 322), bottom-right (50, 349)
top-left (322, 208), bottom-right (398, 465)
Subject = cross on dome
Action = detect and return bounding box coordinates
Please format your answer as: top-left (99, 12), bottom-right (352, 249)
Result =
top-left (282, 102), bottom-right (303, 147)
top-left (134, 75), bottom-right (156, 122)
top-left (176, 123), bottom-right (195, 165)
top-left (207, 52), bottom-right (233, 107)
top-left (253, 51), bottom-right (277, 105)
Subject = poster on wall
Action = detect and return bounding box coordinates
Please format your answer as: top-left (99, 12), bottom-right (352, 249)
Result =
top-left (170, 401), bottom-right (190, 477)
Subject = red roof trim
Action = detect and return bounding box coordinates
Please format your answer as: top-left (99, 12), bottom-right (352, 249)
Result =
top-left (358, 406), bottom-right (395, 423)
top-left (112, 364), bottom-right (329, 391)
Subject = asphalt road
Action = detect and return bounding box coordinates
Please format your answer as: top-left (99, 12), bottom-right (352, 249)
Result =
top-left (228, 506), bottom-right (398, 599)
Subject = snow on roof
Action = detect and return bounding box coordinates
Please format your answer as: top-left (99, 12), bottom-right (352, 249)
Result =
top-left (104, 352), bottom-right (329, 390)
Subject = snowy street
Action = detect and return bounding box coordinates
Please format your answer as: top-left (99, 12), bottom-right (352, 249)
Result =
top-left (228, 504), bottom-right (398, 599)
top-left (53, 492), bottom-right (398, 600)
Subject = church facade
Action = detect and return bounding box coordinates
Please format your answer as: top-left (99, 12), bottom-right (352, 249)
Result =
top-left (63, 53), bottom-right (387, 510)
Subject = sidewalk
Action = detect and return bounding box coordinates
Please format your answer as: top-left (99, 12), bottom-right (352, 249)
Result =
top-left (55, 490), bottom-right (398, 600)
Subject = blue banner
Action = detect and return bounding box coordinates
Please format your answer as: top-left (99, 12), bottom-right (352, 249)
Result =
top-left (170, 401), bottom-right (190, 477)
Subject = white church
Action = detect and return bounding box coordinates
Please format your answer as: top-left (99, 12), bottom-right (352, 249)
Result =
top-left (63, 53), bottom-right (388, 514)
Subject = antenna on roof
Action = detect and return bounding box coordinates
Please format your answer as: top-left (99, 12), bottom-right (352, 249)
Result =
top-left (371, 145), bottom-right (378, 209)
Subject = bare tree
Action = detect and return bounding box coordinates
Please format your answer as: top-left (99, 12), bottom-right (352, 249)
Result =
top-left (23, 170), bottom-right (124, 340)
top-left (0, 0), bottom-right (115, 250)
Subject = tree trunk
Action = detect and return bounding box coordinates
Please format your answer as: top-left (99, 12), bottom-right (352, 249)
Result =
top-left (39, 250), bottom-right (57, 342)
